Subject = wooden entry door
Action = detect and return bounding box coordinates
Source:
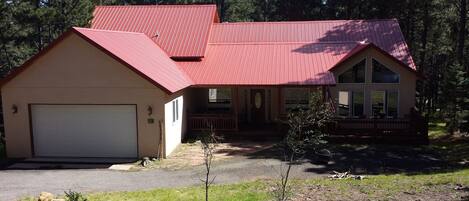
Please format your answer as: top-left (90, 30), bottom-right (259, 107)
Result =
top-left (250, 89), bottom-right (265, 123)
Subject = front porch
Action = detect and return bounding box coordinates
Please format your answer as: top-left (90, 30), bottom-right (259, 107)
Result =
top-left (185, 87), bottom-right (428, 143)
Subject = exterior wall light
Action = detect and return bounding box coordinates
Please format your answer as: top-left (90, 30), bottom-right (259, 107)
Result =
top-left (147, 105), bottom-right (153, 116)
top-left (12, 104), bottom-right (18, 114)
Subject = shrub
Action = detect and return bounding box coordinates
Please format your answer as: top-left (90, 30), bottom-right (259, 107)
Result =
top-left (64, 190), bottom-right (88, 201)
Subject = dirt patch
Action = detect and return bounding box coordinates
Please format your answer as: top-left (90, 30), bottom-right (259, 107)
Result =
top-left (133, 141), bottom-right (276, 170)
top-left (292, 183), bottom-right (469, 201)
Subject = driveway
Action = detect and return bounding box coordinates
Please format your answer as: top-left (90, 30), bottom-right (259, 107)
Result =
top-left (0, 157), bottom-right (320, 201)
top-left (0, 143), bottom-right (449, 201)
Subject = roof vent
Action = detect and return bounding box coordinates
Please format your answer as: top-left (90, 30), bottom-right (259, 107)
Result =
top-left (152, 31), bottom-right (160, 39)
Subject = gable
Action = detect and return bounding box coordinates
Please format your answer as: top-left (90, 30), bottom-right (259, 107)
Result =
top-left (2, 28), bottom-right (192, 93)
top-left (2, 34), bottom-right (157, 89)
top-left (330, 46), bottom-right (417, 83)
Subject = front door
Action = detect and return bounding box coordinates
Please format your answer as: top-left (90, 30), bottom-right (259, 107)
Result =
top-left (250, 89), bottom-right (265, 123)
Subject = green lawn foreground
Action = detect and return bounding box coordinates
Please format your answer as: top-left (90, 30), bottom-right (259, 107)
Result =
top-left (51, 168), bottom-right (467, 201)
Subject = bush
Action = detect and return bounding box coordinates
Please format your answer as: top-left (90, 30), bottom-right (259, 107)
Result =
top-left (64, 190), bottom-right (88, 201)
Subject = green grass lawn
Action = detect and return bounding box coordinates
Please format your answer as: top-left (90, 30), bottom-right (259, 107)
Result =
top-left (428, 122), bottom-right (469, 165)
top-left (36, 168), bottom-right (465, 201)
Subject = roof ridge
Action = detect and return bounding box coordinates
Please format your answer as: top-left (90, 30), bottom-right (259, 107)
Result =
top-left (95, 4), bottom-right (216, 8)
top-left (73, 27), bottom-right (145, 35)
top-left (208, 41), bottom-right (361, 45)
top-left (215, 19), bottom-right (397, 25)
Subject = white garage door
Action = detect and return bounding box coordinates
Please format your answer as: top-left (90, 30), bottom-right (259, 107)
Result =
top-left (31, 105), bottom-right (138, 158)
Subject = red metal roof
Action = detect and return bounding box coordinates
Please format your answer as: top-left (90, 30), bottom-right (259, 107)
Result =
top-left (73, 27), bottom-right (192, 93)
top-left (91, 5), bottom-right (218, 58)
top-left (178, 42), bottom-right (358, 86)
top-left (209, 20), bottom-right (416, 70)
top-left (3, 7), bottom-right (418, 89)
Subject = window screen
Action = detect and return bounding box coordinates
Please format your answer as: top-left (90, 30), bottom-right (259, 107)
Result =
top-left (338, 91), bottom-right (350, 116)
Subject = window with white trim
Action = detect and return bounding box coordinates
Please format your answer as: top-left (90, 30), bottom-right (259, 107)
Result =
top-left (371, 90), bottom-right (399, 118)
top-left (338, 91), bottom-right (350, 116)
top-left (338, 90), bottom-right (364, 117)
top-left (172, 99), bottom-right (179, 122)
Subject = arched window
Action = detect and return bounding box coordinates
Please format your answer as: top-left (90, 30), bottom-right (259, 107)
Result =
top-left (338, 59), bottom-right (366, 83)
top-left (372, 59), bottom-right (399, 83)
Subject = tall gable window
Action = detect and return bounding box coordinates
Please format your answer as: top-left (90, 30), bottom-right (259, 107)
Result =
top-left (372, 59), bottom-right (399, 83)
top-left (338, 59), bottom-right (365, 83)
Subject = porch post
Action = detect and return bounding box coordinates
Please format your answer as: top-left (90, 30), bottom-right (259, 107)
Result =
top-left (233, 87), bottom-right (239, 131)
top-left (278, 87), bottom-right (282, 116)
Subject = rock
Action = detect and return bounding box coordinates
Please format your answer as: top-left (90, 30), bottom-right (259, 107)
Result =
top-left (141, 157), bottom-right (151, 167)
top-left (352, 175), bottom-right (365, 180)
top-left (38, 192), bottom-right (54, 201)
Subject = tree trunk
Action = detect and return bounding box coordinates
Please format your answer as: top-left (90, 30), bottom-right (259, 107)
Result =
top-left (281, 152), bottom-right (294, 201)
top-left (419, 1), bottom-right (430, 113)
top-left (457, 0), bottom-right (467, 68)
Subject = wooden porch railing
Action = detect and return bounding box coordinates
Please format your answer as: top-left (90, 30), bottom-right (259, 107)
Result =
top-left (329, 113), bottom-right (428, 138)
top-left (188, 113), bottom-right (238, 131)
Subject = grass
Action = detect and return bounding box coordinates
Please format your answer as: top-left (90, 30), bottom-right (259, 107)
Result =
top-left (427, 122), bottom-right (469, 165)
top-left (303, 168), bottom-right (469, 200)
top-left (20, 181), bottom-right (270, 201)
top-left (22, 169), bottom-right (467, 201)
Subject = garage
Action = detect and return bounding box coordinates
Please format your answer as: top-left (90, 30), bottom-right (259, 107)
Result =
top-left (30, 104), bottom-right (138, 158)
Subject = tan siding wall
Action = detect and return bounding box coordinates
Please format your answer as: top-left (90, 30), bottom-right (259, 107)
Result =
top-left (329, 48), bottom-right (417, 117)
top-left (2, 34), bottom-right (166, 158)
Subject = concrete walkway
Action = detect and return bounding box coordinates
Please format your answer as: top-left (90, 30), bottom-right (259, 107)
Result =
top-left (0, 157), bottom-right (322, 201)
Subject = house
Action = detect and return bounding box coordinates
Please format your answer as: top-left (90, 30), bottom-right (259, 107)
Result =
top-left (0, 5), bottom-right (425, 159)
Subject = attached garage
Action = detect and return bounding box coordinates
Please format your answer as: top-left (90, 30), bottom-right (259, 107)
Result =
top-left (1, 28), bottom-right (191, 159)
top-left (31, 105), bottom-right (138, 158)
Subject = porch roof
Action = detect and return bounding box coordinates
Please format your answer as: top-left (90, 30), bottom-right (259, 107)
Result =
top-left (178, 42), bottom-right (360, 86)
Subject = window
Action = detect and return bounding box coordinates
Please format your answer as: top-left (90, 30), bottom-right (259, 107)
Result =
top-left (372, 59), bottom-right (399, 83)
top-left (387, 91), bottom-right (398, 118)
top-left (371, 90), bottom-right (399, 118)
top-left (338, 59), bottom-right (366, 83)
top-left (352, 91), bottom-right (364, 117)
top-left (172, 99), bottom-right (179, 122)
top-left (208, 88), bottom-right (231, 104)
top-left (338, 91), bottom-right (364, 117)
top-left (371, 91), bottom-right (386, 117)
top-left (285, 88), bottom-right (310, 110)
top-left (338, 91), bottom-right (350, 116)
